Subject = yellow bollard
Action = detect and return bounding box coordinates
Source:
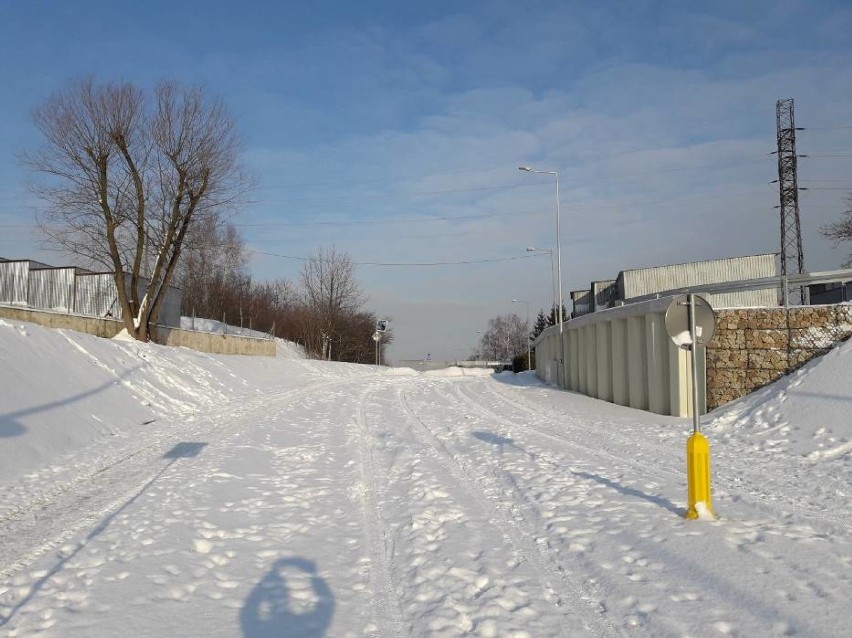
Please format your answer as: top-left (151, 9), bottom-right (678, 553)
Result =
top-left (685, 432), bottom-right (714, 520)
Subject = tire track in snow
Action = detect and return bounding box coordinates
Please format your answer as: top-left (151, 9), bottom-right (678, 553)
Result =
top-left (476, 379), bottom-right (852, 532)
top-left (452, 379), bottom-right (852, 617)
top-left (0, 377), bottom-right (365, 582)
top-left (454, 382), bottom-right (684, 486)
top-left (397, 386), bottom-right (625, 638)
top-left (353, 386), bottom-right (407, 638)
top-left (0, 376), bottom-right (358, 525)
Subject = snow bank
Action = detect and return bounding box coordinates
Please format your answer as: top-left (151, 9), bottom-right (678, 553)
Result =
top-left (707, 337), bottom-right (852, 460)
top-left (423, 366), bottom-right (493, 377)
top-left (275, 338), bottom-right (306, 359)
top-left (384, 367), bottom-right (419, 376)
top-left (0, 319), bottom-right (336, 485)
top-left (180, 316), bottom-right (270, 340)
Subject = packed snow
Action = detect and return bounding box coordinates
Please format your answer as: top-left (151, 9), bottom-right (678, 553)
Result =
top-left (0, 317), bottom-right (850, 637)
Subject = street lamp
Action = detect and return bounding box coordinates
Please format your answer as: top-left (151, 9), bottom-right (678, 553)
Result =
top-left (512, 298), bottom-right (531, 371)
top-left (526, 247), bottom-right (556, 319)
top-left (520, 165), bottom-right (564, 386)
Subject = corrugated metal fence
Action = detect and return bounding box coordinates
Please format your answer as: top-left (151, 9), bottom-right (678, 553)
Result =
top-left (0, 261), bottom-right (33, 306)
top-left (28, 267), bottom-right (78, 312)
top-left (75, 273), bottom-right (121, 318)
top-left (0, 259), bottom-right (181, 327)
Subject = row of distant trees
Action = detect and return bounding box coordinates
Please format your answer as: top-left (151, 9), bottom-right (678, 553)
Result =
top-left (23, 77), bottom-right (389, 363)
top-left (177, 226), bottom-right (391, 362)
top-left (471, 304), bottom-right (566, 370)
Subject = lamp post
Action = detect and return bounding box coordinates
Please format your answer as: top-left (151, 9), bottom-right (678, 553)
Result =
top-left (520, 165), bottom-right (564, 386)
top-left (526, 247), bottom-right (556, 320)
top-left (519, 167), bottom-right (563, 331)
top-left (511, 298), bottom-right (531, 371)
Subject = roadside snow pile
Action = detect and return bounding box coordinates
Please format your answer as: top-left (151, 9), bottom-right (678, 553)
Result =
top-left (384, 367), bottom-right (419, 376)
top-left (180, 316), bottom-right (270, 339)
top-left (275, 338), bottom-right (306, 359)
top-left (0, 320), bottom-right (155, 484)
top-left (423, 366), bottom-right (494, 377)
top-left (0, 319), bottom-right (331, 485)
top-left (706, 337), bottom-right (852, 461)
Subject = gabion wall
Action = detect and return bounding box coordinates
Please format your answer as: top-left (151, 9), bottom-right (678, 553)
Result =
top-left (706, 305), bottom-right (852, 409)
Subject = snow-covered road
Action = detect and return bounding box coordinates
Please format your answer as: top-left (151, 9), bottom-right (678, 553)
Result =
top-left (2, 344), bottom-right (850, 637)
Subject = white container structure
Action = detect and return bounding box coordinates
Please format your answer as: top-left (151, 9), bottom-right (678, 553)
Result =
top-left (591, 279), bottom-right (618, 311)
top-left (571, 289), bottom-right (592, 318)
top-left (617, 254), bottom-right (778, 308)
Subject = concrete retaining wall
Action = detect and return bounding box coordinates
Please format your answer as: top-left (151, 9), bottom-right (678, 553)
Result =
top-left (534, 297), bottom-right (703, 417)
top-left (0, 305), bottom-right (275, 357)
top-left (534, 300), bottom-right (852, 416)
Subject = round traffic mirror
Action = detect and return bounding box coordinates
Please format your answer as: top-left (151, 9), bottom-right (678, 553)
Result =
top-left (664, 294), bottom-right (716, 350)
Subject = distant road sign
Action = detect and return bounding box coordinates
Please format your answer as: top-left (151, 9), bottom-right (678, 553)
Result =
top-left (665, 294), bottom-right (716, 350)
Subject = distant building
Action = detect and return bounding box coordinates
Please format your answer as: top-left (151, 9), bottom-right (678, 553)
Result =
top-left (591, 279), bottom-right (618, 312)
top-left (570, 289), bottom-right (592, 318)
top-left (569, 254), bottom-right (780, 318)
top-left (617, 253), bottom-right (778, 308)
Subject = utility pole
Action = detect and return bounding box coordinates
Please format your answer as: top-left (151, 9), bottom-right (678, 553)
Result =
top-left (774, 98), bottom-right (806, 305)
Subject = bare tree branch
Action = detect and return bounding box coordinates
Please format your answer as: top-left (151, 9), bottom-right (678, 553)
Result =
top-left (821, 196), bottom-right (852, 267)
top-left (22, 77), bottom-right (249, 341)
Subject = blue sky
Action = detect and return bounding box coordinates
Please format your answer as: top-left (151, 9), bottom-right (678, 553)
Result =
top-left (2, 0), bottom-right (852, 362)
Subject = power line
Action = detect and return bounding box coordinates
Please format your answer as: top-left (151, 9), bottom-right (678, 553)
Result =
top-left (243, 181), bottom-right (546, 205)
top-left (247, 230), bottom-right (475, 243)
top-left (248, 249), bottom-right (545, 267)
top-left (231, 209), bottom-right (545, 228)
top-left (0, 155), bottom-right (778, 208)
top-left (0, 188), bottom-right (774, 232)
top-left (235, 153), bottom-right (774, 193)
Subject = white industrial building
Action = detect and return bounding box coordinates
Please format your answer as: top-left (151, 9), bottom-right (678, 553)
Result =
top-left (572, 253), bottom-right (778, 317)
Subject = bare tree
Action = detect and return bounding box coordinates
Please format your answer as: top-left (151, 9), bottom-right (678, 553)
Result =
top-left (300, 247), bottom-right (364, 359)
top-left (822, 197), bottom-right (852, 267)
top-left (23, 77), bottom-right (247, 341)
top-left (478, 313), bottom-right (529, 361)
top-left (177, 219), bottom-right (249, 320)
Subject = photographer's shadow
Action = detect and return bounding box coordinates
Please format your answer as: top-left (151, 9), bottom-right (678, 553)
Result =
top-left (240, 557), bottom-right (334, 638)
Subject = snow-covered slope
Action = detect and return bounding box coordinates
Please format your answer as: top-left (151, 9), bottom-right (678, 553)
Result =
top-left (707, 338), bottom-right (852, 461)
top-left (0, 318), bottom-right (351, 486)
top-left (0, 318), bottom-right (850, 637)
